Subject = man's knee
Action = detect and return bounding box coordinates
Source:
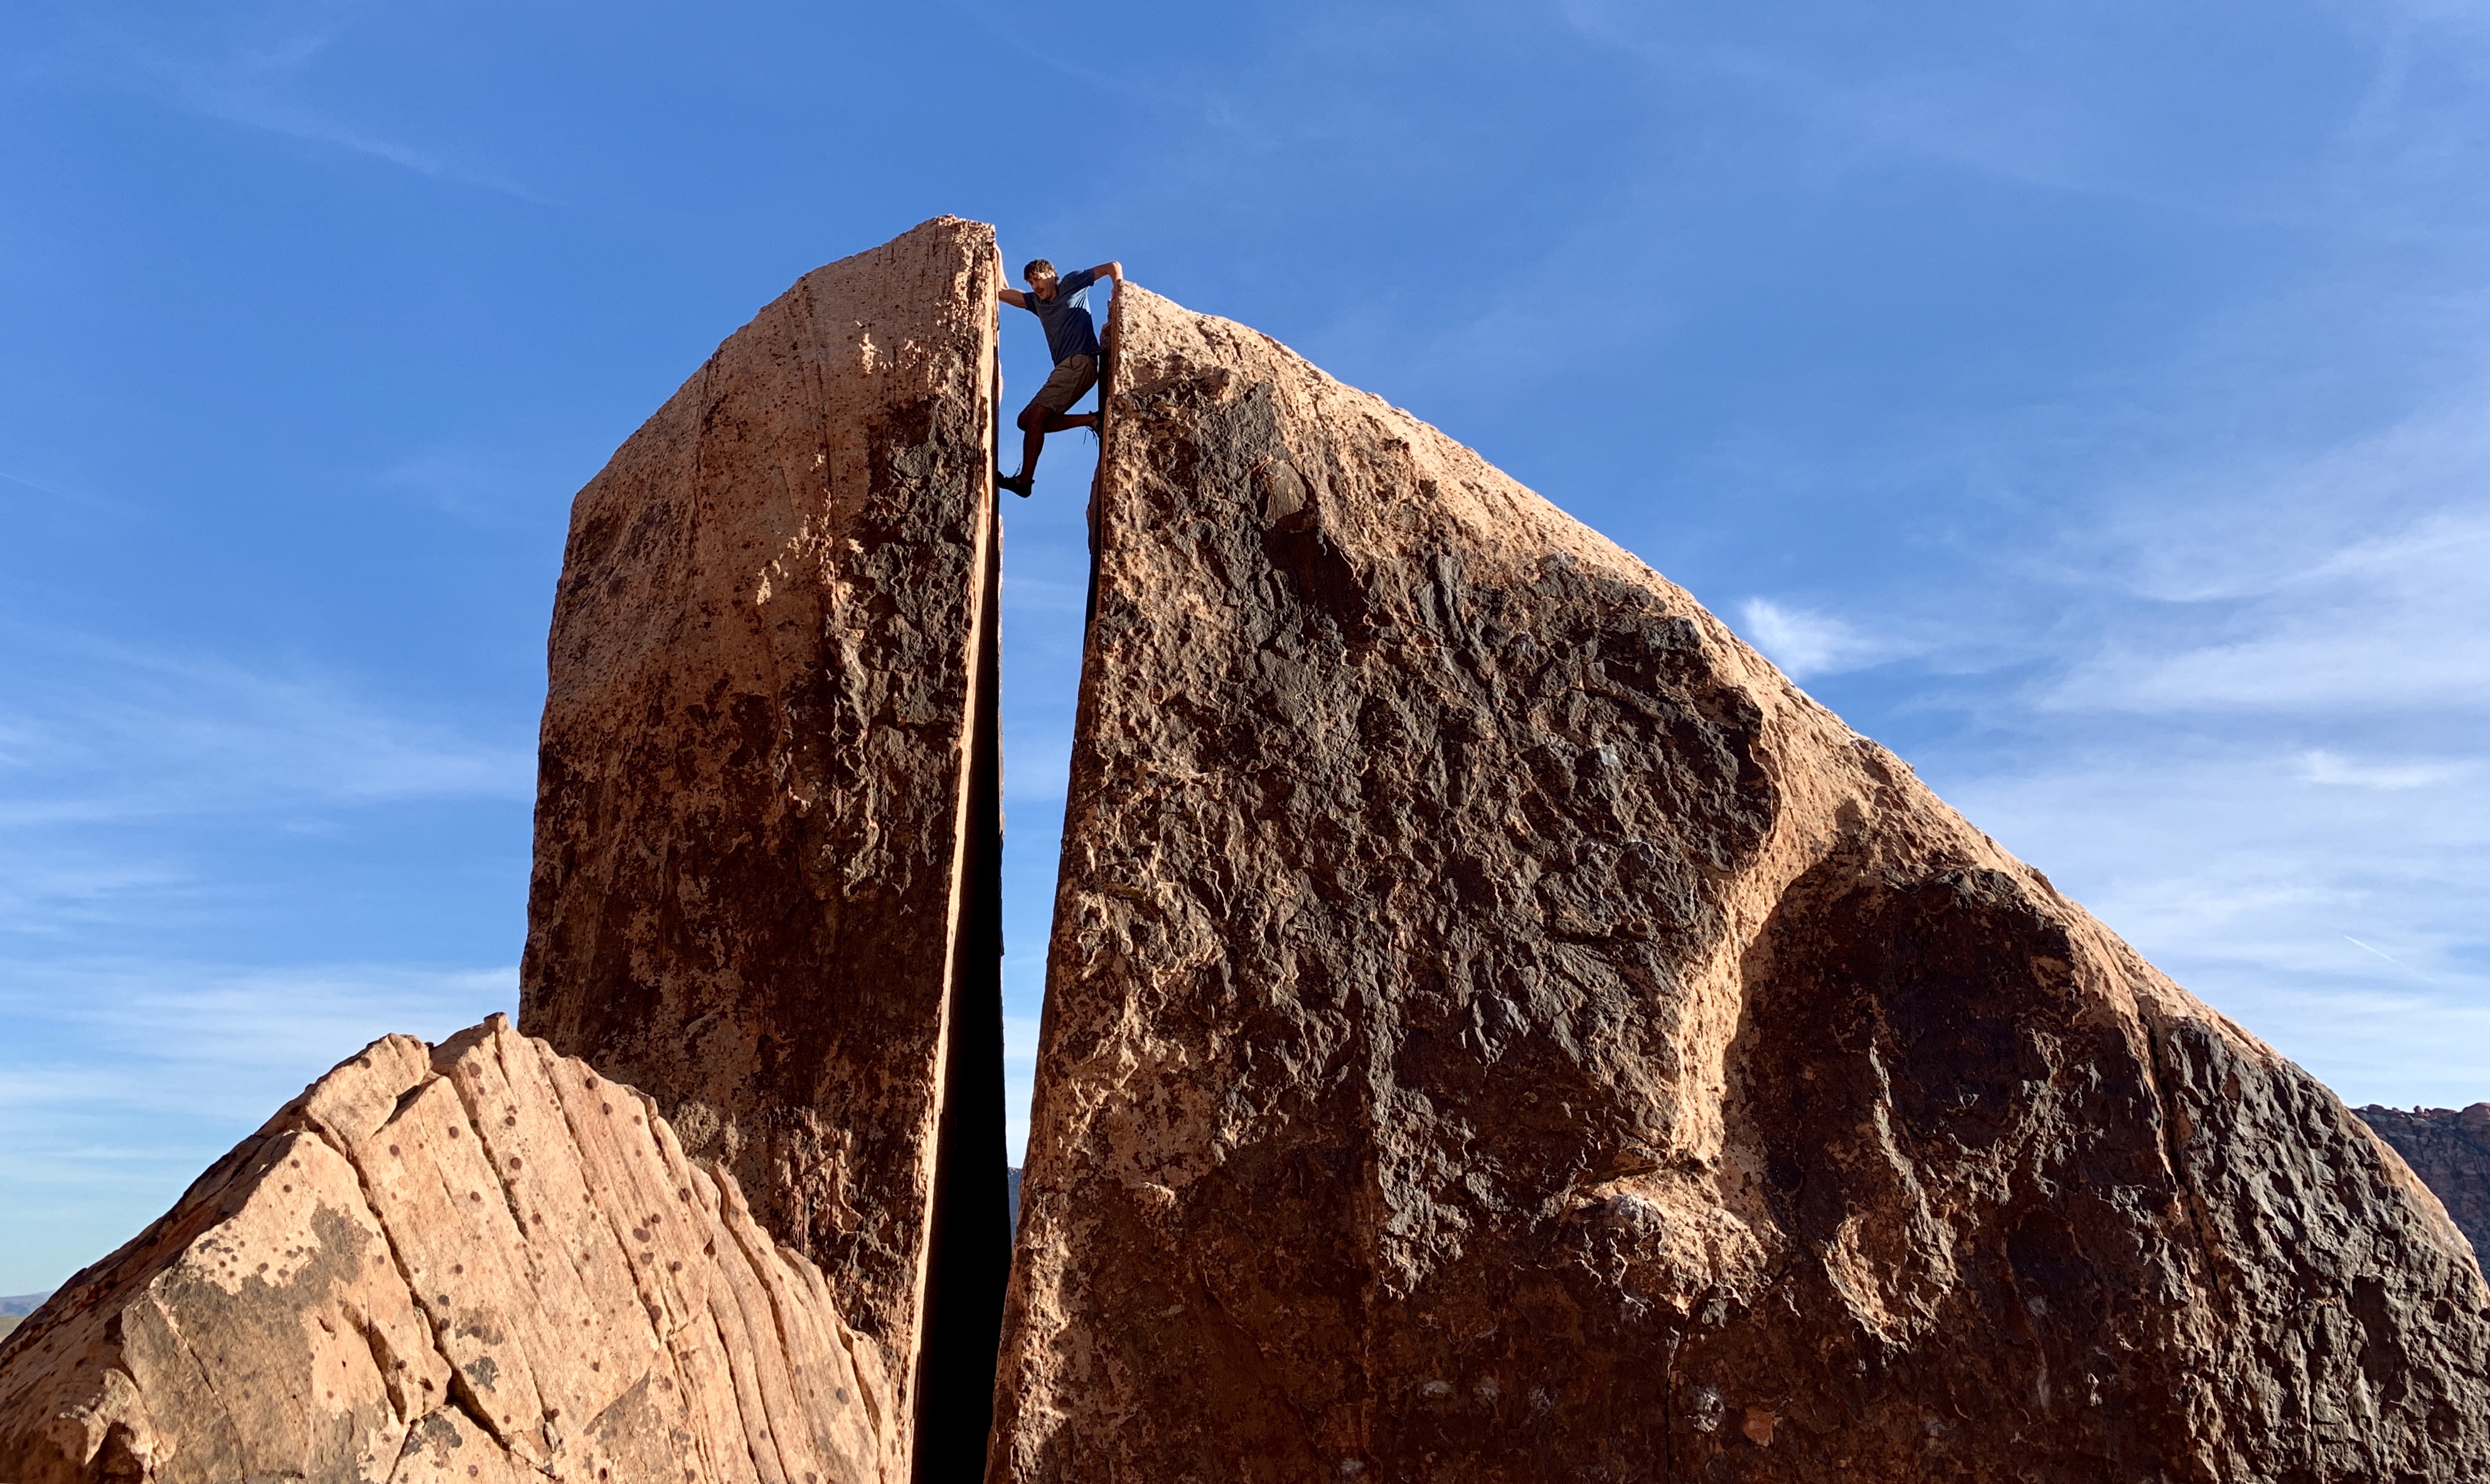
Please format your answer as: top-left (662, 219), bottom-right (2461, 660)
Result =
top-left (1016, 405), bottom-right (1045, 432)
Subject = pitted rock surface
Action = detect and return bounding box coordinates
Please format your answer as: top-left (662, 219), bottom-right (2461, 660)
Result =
top-left (991, 285), bottom-right (2490, 1482)
top-left (2358, 1104), bottom-right (2490, 1268)
top-left (0, 1017), bottom-right (897, 1484)
top-left (518, 214), bottom-right (1007, 1464)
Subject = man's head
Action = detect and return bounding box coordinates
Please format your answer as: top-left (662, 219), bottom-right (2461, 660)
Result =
top-left (1023, 259), bottom-right (1059, 298)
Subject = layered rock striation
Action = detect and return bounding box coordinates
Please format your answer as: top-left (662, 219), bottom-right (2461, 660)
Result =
top-left (0, 1018), bottom-right (897, 1484)
top-left (518, 217), bottom-right (1009, 1473)
top-left (2358, 1104), bottom-right (2490, 1268)
top-left (991, 286), bottom-right (2490, 1481)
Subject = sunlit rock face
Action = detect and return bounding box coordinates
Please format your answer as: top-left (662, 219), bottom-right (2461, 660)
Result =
top-left (0, 1018), bottom-right (899, 1484)
top-left (990, 284), bottom-right (2490, 1483)
top-left (517, 216), bottom-right (1009, 1475)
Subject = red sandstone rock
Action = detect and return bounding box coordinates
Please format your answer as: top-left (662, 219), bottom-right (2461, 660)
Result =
top-left (518, 218), bottom-right (1008, 1476)
top-left (2358, 1104), bottom-right (2490, 1269)
top-left (0, 1018), bottom-right (897, 1484)
top-left (991, 286), bottom-right (2490, 1481)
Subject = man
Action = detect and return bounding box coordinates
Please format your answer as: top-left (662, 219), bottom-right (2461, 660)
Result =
top-left (996, 257), bottom-right (1121, 496)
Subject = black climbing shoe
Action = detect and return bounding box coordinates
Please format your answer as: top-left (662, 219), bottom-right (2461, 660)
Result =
top-left (997, 470), bottom-right (1034, 498)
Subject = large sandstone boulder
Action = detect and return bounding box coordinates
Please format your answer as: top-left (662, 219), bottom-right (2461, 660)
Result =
top-left (991, 286), bottom-right (2490, 1481)
top-left (0, 1017), bottom-right (897, 1484)
top-left (519, 217), bottom-right (1008, 1475)
top-left (2358, 1104), bottom-right (2490, 1267)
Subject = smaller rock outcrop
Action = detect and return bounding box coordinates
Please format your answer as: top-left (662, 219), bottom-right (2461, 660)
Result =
top-left (0, 1018), bottom-right (896, 1484)
top-left (2359, 1104), bottom-right (2490, 1266)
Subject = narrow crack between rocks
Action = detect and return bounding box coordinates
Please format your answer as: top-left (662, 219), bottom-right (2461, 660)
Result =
top-left (909, 352), bottom-right (1013, 1484)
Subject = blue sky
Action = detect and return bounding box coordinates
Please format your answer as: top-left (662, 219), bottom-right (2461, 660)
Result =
top-left (4, 0), bottom-right (2486, 1294)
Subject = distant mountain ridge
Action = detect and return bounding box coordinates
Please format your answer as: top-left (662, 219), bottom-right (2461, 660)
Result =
top-left (2356, 1104), bottom-right (2490, 1266)
top-left (0, 1294), bottom-right (48, 1347)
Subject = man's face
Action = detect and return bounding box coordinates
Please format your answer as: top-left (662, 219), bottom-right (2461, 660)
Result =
top-left (1029, 272), bottom-right (1059, 301)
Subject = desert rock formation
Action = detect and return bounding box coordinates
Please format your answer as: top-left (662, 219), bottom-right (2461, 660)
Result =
top-left (991, 285), bottom-right (2490, 1481)
top-left (0, 1017), bottom-right (897, 1484)
top-left (518, 218), bottom-right (1008, 1475)
top-left (2358, 1104), bottom-right (2490, 1267)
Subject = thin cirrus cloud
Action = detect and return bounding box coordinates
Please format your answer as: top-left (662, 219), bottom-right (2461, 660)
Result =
top-left (2301, 750), bottom-right (2470, 791)
top-left (0, 626), bottom-right (528, 943)
top-left (0, 959), bottom-right (519, 1116)
top-left (2044, 477), bottom-right (2490, 718)
top-left (25, 9), bottom-right (544, 201)
top-left (0, 627), bottom-right (532, 828)
top-left (1734, 597), bottom-right (1911, 681)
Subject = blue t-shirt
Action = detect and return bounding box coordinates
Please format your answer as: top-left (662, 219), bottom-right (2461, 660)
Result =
top-left (1020, 266), bottom-right (1101, 364)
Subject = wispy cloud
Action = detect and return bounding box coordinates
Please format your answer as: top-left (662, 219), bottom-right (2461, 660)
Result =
top-left (2344, 934), bottom-right (2437, 984)
top-left (0, 625), bottom-right (527, 939)
top-left (2302, 750), bottom-right (2470, 790)
top-left (0, 627), bottom-right (529, 828)
top-left (375, 443), bottom-right (570, 526)
top-left (0, 959), bottom-right (518, 1111)
top-left (33, 8), bottom-right (543, 201)
top-left (1736, 597), bottom-right (1912, 680)
top-left (1876, 291), bottom-right (2490, 1108)
top-left (1557, 0), bottom-right (2490, 231)
top-left (2041, 420), bottom-right (2490, 715)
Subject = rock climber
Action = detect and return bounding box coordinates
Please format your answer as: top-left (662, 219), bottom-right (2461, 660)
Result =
top-left (995, 257), bottom-right (1121, 496)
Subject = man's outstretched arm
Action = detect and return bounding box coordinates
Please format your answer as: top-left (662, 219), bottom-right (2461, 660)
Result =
top-left (1086, 261), bottom-right (1123, 282)
top-left (997, 286), bottom-right (1029, 307)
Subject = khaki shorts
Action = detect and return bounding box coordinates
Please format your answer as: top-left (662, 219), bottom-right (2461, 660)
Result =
top-left (1030, 354), bottom-right (1098, 415)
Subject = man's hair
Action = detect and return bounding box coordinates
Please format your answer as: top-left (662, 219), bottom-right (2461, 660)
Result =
top-left (1022, 259), bottom-right (1057, 283)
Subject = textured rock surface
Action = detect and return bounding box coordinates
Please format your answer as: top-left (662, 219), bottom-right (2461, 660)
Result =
top-left (2358, 1104), bottom-right (2490, 1267)
top-left (992, 285), bottom-right (2490, 1482)
top-left (518, 216), bottom-right (1008, 1471)
top-left (0, 1017), bottom-right (897, 1484)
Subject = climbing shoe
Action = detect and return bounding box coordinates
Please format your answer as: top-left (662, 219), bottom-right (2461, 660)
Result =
top-left (997, 470), bottom-right (1034, 498)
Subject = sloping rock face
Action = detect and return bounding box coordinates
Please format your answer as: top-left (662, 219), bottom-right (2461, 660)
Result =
top-left (519, 217), bottom-right (1008, 1470)
top-left (991, 286), bottom-right (2490, 1482)
top-left (2358, 1104), bottom-right (2490, 1266)
top-left (0, 1018), bottom-right (897, 1484)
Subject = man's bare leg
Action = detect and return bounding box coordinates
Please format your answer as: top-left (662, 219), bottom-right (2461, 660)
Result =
top-left (1000, 408), bottom-right (1102, 495)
